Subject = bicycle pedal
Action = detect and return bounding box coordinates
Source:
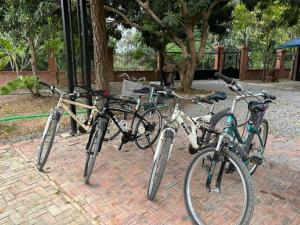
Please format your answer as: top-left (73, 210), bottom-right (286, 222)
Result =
top-left (250, 156), bottom-right (263, 165)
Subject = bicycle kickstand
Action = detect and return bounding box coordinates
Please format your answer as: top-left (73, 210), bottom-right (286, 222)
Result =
top-left (118, 142), bottom-right (124, 151)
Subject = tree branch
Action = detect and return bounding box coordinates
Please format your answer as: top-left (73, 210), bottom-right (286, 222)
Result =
top-left (197, 0), bottom-right (227, 58)
top-left (178, 0), bottom-right (189, 17)
top-left (104, 5), bottom-right (143, 30)
top-left (135, 0), bottom-right (163, 25)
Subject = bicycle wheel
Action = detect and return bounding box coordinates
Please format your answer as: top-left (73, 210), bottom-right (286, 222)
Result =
top-left (37, 109), bottom-right (60, 171)
top-left (147, 130), bottom-right (173, 200)
top-left (206, 110), bottom-right (237, 143)
top-left (104, 103), bottom-right (129, 141)
top-left (155, 92), bottom-right (176, 118)
top-left (135, 108), bottom-right (162, 149)
top-left (184, 146), bottom-right (255, 225)
top-left (83, 117), bottom-right (108, 184)
top-left (246, 119), bottom-right (268, 175)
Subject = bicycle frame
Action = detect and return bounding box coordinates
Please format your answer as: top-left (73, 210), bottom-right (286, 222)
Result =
top-left (216, 94), bottom-right (266, 154)
top-left (154, 102), bottom-right (216, 161)
top-left (102, 102), bottom-right (153, 140)
top-left (55, 96), bottom-right (100, 132)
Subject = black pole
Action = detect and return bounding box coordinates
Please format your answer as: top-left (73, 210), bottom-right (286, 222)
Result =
top-left (76, 0), bottom-right (85, 85)
top-left (68, 0), bottom-right (78, 87)
top-left (79, 0), bottom-right (92, 116)
top-left (61, 0), bottom-right (77, 135)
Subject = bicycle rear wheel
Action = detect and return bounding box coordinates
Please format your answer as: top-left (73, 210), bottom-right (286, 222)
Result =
top-left (147, 131), bottom-right (173, 200)
top-left (246, 119), bottom-right (268, 175)
top-left (83, 117), bottom-right (108, 184)
top-left (37, 109), bottom-right (60, 171)
top-left (104, 103), bottom-right (129, 141)
top-left (184, 146), bottom-right (254, 225)
top-left (135, 108), bottom-right (162, 149)
top-left (155, 92), bottom-right (176, 118)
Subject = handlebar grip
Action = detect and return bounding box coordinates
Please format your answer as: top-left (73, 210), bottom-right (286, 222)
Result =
top-left (215, 72), bottom-right (234, 84)
top-left (266, 93), bottom-right (276, 100)
top-left (39, 81), bottom-right (52, 89)
top-left (149, 83), bottom-right (165, 91)
top-left (107, 96), bottom-right (137, 105)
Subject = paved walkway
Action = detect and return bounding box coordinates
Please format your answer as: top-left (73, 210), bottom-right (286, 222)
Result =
top-left (1, 131), bottom-right (300, 225)
top-left (0, 145), bottom-right (92, 225)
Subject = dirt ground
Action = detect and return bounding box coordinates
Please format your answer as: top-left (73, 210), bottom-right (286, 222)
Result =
top-left (0, 94), bottom-right (72, 144)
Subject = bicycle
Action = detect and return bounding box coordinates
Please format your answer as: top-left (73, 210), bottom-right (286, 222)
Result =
top-left (133, 83), bottom-right (176, 118)
top-left (120, 75), bottom-right (176, 118)
top-left (184, 73), bottom-right (276, 225)
top-left (83, 95), bottom-right (162, 184)
top-left (147, 89), bottom-right (230, 200)
top-left (36, 82), bottom-right (125, 171)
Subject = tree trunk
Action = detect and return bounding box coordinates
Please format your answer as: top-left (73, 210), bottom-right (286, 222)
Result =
top-left (178, 60), bottom-right (196, 91)
top-left (27, 37), bottom-right (38, 76)
top-left (90, 0), bottom-right (109, 91)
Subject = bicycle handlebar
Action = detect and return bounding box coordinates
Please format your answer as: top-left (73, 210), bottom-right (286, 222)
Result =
top-left (215, 72), bottom-right (243, 92)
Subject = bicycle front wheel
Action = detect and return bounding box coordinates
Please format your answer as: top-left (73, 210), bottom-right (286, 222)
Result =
top-left (83, 117), bottom-right (108, 184)
top-left (37, 109), bottom-right (60, 171)
top-left (184, 147), bottom-right (255, 225)
top-left (147, 132), bottom-right (173, 200)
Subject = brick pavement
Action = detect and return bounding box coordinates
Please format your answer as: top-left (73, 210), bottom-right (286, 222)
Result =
top-left (2, 131), bottom-right (300, 225)
top-left (0, 145), bottom-right (92, 225)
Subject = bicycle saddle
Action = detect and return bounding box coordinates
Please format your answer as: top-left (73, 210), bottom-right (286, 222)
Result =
top-left (133, 87), bottom-right (150, 94)
top-left (207, 92), bottom-right (227, 102)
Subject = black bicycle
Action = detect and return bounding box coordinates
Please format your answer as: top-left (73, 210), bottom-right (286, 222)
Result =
top-left (83, 95), bottom-right (162, 184)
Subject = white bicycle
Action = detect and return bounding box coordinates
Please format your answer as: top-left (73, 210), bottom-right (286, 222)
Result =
top-left (147, 89), bottom-right (230, 200)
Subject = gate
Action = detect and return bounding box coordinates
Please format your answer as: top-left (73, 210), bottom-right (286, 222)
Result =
top-left (166, 48), bottom-right (241, 80)
top-left (222, 51), bottom-right (240, 78)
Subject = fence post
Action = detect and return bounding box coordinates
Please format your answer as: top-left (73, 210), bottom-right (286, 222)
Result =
top-left (214, 46), bottom-right (224, 72)
top-left (276, 49), bottom-right (286, 78)
top-left (239, 46), bottom-right (248, 80)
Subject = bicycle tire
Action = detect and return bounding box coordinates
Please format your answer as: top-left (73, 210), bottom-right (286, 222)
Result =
top-left (155, 93), bottom-right (176, 118)
top-left (147, 132), bottom-right (173, 200)
top-left (184, 147), bottom-right (255, 225)
top-left (36, 109), bottom-right (60, 171)
top-left (247, 119), bottom-right (268, 175)
top-left (83, 117), bottom-right (108, 184)
top-left (135, 108), bottom-right (162, 149)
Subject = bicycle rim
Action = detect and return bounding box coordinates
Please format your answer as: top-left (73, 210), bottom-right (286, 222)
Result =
top-left (185, 148), bottom-right (253, 225)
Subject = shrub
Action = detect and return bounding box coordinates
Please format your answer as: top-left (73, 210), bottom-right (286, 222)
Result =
top-left (0, 75), bottom-right (41, 97)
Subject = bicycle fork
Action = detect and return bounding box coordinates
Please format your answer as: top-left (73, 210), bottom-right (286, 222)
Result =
top-left (153, 127), bottom-right (176, 162)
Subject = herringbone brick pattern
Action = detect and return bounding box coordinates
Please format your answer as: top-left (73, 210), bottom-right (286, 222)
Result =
top-left (0, 145), bottom-right (92, 225)
top-left (5, 131), bottom-right (300, 225)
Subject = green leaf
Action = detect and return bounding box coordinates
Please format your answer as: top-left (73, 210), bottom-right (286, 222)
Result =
top-left (0, 56), bottom-right (10, 70)
top-left (0, 78), bottom-right (26, 95)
